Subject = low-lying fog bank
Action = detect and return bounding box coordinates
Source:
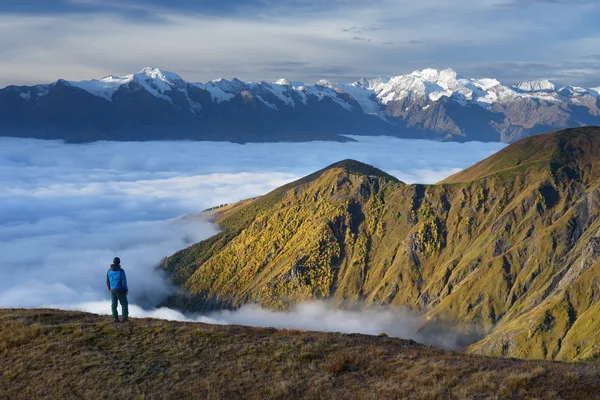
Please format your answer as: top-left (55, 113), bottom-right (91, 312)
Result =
top-left (0, 136), bottom-right (504, 343)
top-left (64, 300), bottom-right (475, 350)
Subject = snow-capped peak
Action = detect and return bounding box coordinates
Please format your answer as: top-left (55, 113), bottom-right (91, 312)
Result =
top-left (206, 78), bottom-right (247, 93)
top-left (408, 68), bottom-right (460, 91)
top-left (411, 68), bottom-right (439, 80)
top-left (371, 68), bottom-right (460, 104)
top-left (67, 74), bottom-right (132, 101)
top-left (201, 78), bottom-right (247, 103)
top-left (274, 78), bottom-right (291, 87)
top-left (316, 79), bottom-right (336, 89)
top-left (472, 78), bottom-right (502, 91)
top-left (134, 67), bottom-right (184, 84)
top-left (99, 74), bottom-right (130, 83)
top-left (127, 67), bottom-right (187, 101)
top-left (513, 79), bottom-right (556, 92)
top-left (352, 78), bottom-right (370, 89)
top-left (351, 76), bottom-right (391, 91)
top-left (411, 68), bottom-right (457, 81)
top-left (65, 67), bottom-right (187, 101)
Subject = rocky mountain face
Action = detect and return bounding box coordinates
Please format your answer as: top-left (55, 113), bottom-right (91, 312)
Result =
top-left (161, 127), bottom-right (600, 361)
top-left (1, 67), bottom-right (599, 143)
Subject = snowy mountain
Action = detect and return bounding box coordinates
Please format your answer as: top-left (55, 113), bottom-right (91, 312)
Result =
top-left (1, 67), bottom-right (599, 143)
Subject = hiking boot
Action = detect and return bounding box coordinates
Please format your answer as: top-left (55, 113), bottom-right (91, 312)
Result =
top-left (121, 319), bottom-right (131, 323)
top-left (112, 318), bottom-right (120, 323)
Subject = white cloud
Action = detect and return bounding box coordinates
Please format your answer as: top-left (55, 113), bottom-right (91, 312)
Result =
top-left (0, 136), bottom-right (504, 340)
top-left (0, 1), bottom-right (598, 86)
top-left (68, 300), bottom-right (467, 350)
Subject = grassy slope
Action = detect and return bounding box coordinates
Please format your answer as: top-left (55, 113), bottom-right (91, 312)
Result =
top-left (161, 127), bottom-right (600, 361)
top-left (2, 309), bottom-right (600, 400)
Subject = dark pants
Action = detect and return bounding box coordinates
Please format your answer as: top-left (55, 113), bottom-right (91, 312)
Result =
top-left (111, 292), bottom-right (129, 320)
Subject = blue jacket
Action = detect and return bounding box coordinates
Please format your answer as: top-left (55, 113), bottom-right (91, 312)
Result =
top-left (106, 264), bottom-right (128, 293)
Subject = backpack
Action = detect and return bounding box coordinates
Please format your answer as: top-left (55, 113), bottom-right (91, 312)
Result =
top-left (108, 268), bottom-right (125, 290)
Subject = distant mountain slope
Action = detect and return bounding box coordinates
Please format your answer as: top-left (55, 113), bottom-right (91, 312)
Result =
top-left (2, 309), bottom-right (599, 399)
top-left (162, 127), bottom-right (600, 361)
top-left (1, 67), bottom-right (599, 143)
top-left (441, 127), bottom-right (600, 184)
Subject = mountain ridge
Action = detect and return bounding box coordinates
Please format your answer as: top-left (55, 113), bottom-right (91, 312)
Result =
top-left (3, 309), bottom-right (599, 399)
top-left (440, 127), bottom-right (600, 185)
top-left (2, 67), bottom-right (599, 143)
top-left (161, 127), bottom-right (600, 361)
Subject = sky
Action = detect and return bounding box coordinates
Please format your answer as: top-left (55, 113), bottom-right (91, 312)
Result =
top-left (0, 136), bottom-right (505, 343)
top-left (1, 0), bottom-right (599, 87)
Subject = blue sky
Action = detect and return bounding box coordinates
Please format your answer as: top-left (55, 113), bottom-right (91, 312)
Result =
top-left (1, 0), bottom-right (599, 86)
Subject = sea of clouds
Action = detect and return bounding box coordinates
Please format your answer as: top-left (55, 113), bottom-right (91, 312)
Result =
top-left (0, 135), bottom-right (505, 346)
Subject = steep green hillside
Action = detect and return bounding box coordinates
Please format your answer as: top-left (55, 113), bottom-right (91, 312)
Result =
top-left (2, 309), bottom-right (599, 399)
top-left (162, 127), bottom-right (600, 361)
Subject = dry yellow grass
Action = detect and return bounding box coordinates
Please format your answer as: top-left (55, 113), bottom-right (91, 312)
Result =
top-left (161, 128), bottom-right (600, 361)
top-left (1, 309), bottom-right (599, 399)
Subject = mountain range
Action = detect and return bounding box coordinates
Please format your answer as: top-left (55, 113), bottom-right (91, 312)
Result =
top-left (161, 127), bottom-right (600, 362)
top-left (1, 67), bottom-right (600, 143)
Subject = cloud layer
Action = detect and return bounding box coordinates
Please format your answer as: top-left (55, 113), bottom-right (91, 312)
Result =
top-left (69, 300), bottom-right (468, 350)
top-left (0, 136), bottom-right (504, 340)
top-left (0, 1), bottom-right (599, 86)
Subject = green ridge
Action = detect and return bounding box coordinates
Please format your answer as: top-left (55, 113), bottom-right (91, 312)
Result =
top-left (162, 127), bottom-right (600, 361)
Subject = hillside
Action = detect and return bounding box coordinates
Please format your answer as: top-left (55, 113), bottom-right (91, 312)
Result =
top-left (441, 127), bottom-right (600, 185)
top-left (2, 67), bottom-right (600, 143)
top-left (1, 309), bottom-right (599, 399)
top-left (162, 127), bottom-right (600, 362)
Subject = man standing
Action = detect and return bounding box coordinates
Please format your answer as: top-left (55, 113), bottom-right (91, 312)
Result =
top-left (106, 257), bottom-right (129, 323)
